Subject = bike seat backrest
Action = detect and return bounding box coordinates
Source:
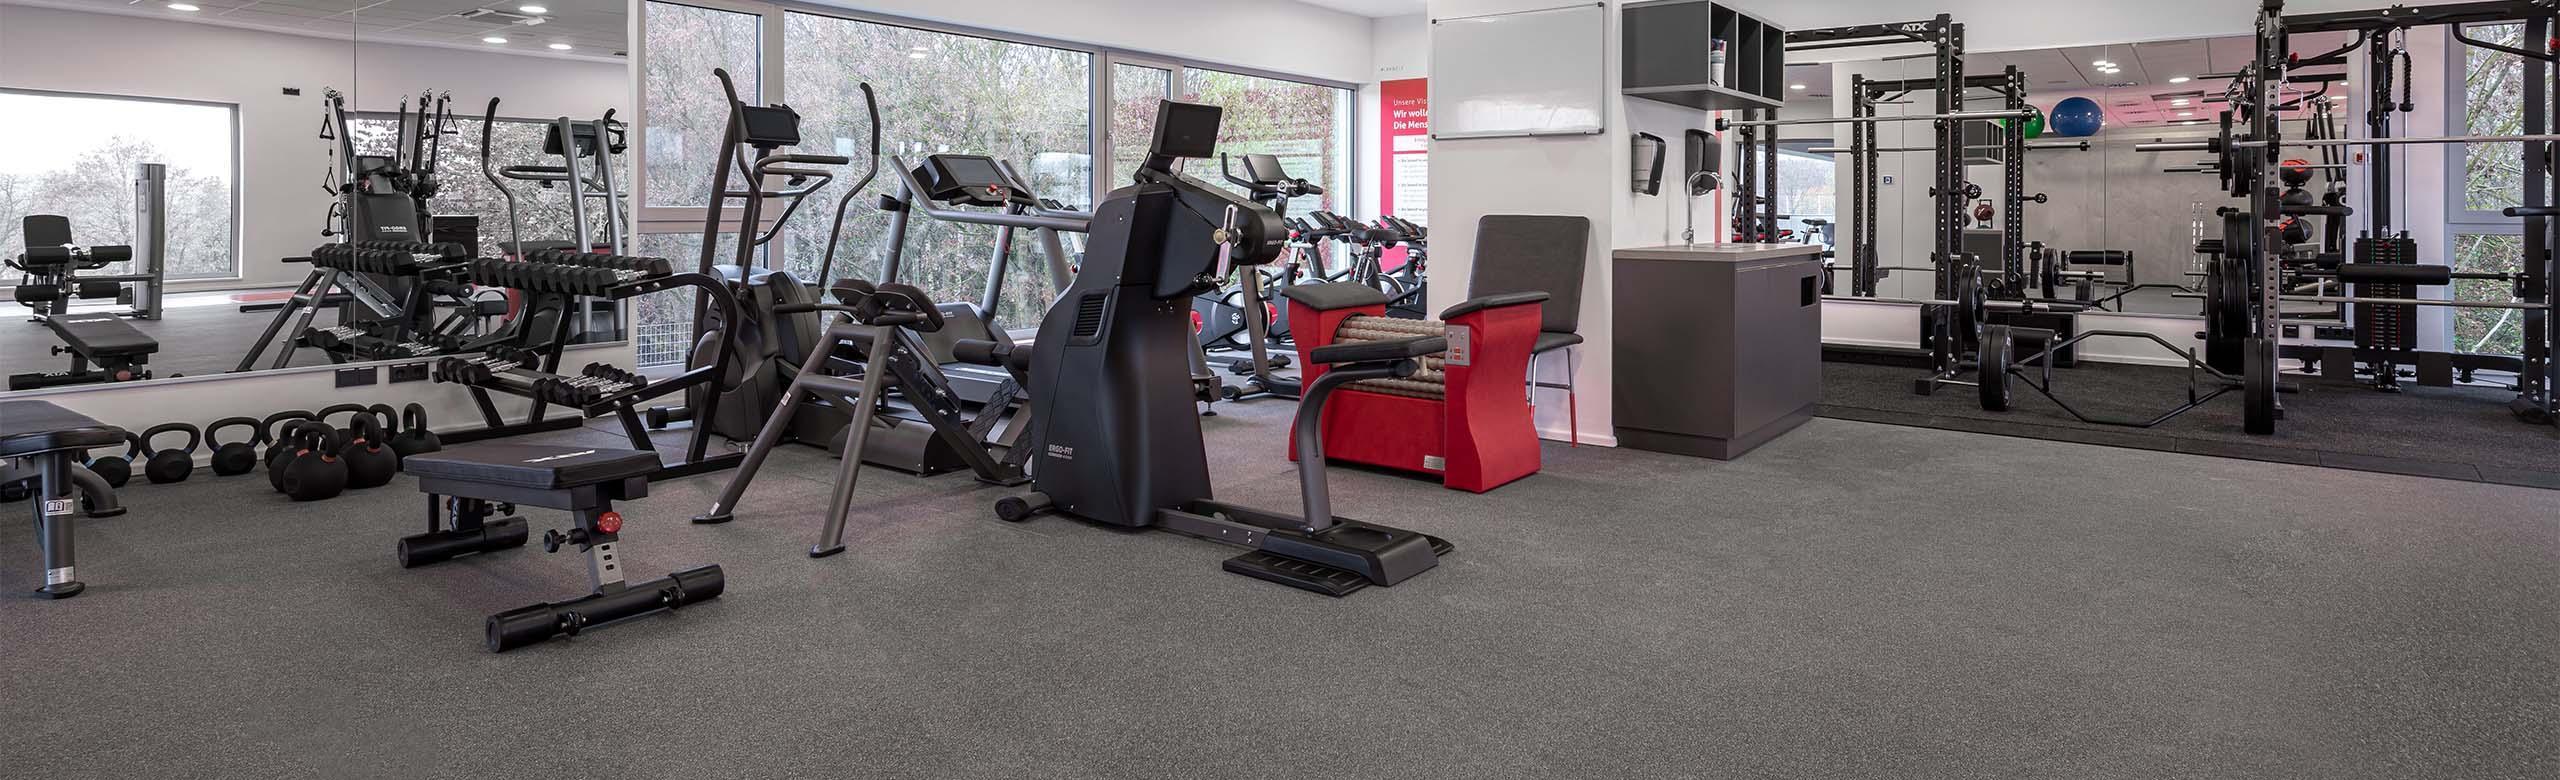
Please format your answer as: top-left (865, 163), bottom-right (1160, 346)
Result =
top-left (868, 283), bottom-right (945, 333)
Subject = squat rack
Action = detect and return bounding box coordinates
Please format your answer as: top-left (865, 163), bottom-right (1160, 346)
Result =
top-left (1730, 15), bottom-right (2052, 392)
top-left (2236, 0), bottom-right (2557, 429)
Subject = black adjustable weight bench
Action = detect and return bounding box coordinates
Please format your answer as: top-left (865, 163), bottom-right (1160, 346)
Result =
top-left (7, 312), bottom-right (160, 391)
top-left (401, 444), bottom-right (725, 652)
top-left (1, 401), bottom-right (130, 598)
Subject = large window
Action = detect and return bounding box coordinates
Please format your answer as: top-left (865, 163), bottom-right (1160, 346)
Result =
top-left (1775, 142), bottom-right (1839, 244)
top-left (1176, 68), bottom-right (1353, 220)
top-left (350, 114), bottom-right (631, 259)
top-left (2447, 23), bottom-right (2546, 355)
top-left (632, 2), bottom-right (1357, 362)
top-left (641, 1), bottom-right (762, 211)
top-left (779, 11), bottom-right (1092, 328)
top-left (1108, 63), bottom-right (1173, 189)
top-left (0, 90), bottom-right (237, 280)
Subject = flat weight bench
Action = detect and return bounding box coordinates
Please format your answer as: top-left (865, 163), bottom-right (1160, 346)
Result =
top-left (8, 312), bottom-right (160, 391)
top-left (401, 444), bottom-right (724, 652)
top-left (0, 401), bottom-right (130, 598)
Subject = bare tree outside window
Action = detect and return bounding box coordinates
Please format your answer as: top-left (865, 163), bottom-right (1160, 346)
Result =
top-left (2453, 24), bottom-right (2541, 356)
top-left (642, 2), bottom-right (761, 210)
top-left (779, 11), bottom-right (1092, 329)
top-left (1177, 69), bottom-right (1351, 220)
top-left (350, 115), bottom-right (633, 259)
top-left (0, 91), bottom-right (236, 280)
top-left (1109, 64), bottom-right (1172, 190)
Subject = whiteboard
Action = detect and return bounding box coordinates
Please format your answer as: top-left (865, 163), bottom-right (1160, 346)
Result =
top-left (1429, 3), bottom-right (1608, 140)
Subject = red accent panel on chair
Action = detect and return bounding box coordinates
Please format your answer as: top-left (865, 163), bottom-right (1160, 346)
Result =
top-left (1283, 294), bottom-right (1544, 494)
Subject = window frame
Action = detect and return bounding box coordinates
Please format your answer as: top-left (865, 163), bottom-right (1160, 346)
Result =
top-left (0, 86), bottom-right (244, 283)
top-left (2441, 23), bottom-right (2535, 236)
top-left (631, 0), bottom-right (1359, 241)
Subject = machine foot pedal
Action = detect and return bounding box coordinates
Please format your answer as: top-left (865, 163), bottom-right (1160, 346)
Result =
top-left (1222, 551), bottom-right (1370, 596)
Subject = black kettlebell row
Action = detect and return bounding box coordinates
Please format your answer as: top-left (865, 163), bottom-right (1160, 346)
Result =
top-left (257, 404), bottom-right (444, 501)
top-left (51, 405), bottom-right (445, 497)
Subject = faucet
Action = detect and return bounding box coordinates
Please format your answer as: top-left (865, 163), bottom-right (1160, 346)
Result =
top-left (1682, 170), bottom-right (1722, 247)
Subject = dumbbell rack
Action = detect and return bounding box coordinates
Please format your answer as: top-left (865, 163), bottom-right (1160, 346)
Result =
top-left (298, 242), bottom-right (480, 362)
top-left (434, 249), bottom-right (746, 480)
top-left (237, 240), bottom-right (481, 371)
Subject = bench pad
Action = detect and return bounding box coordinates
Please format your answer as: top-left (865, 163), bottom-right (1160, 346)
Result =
top-left (404, 444), bottom-right (659, 489)
top-left (48, 313), bottom-right (158, 357)
top-left (0, 400), bottom-right (128, 459)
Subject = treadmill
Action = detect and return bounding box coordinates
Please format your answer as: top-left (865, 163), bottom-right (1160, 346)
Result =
top-left (875, 153), bottom-right (1086, 405)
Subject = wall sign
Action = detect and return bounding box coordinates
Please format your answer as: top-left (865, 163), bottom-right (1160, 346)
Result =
top-left (1379, 77), bottom-right (1428, 269)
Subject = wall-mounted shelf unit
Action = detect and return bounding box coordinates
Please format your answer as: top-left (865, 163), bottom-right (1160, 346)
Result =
top-left (1622, 0), bottom-right (1786, 111)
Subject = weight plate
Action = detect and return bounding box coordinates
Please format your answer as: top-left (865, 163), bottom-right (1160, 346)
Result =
top-left (2244, 337), bottom-right (2277, 435)
top-left (1951, 268), bottom-right (1983, 349)
top-left (1979, 324), bottom-right (2014, 412)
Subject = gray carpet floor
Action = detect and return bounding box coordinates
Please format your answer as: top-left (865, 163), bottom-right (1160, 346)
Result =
top-left (2, 402), bottom-right (2554, 779)
top-left (1822, 359), bottom-right (2560, 490)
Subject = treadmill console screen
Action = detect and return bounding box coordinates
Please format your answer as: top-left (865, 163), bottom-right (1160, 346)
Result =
top-left (916, 154), bottom-right (1033, 207)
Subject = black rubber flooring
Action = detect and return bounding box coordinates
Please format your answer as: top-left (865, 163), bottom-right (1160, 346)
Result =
top-left (1818, 358), bottom-right (2560, 490)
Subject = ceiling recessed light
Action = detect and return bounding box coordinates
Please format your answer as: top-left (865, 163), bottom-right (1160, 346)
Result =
top-left (518, 4), bottom-right (547, 13)
top-left (908, 51), bottom-right (926, 59)
top-left (2169, 76), bottom-right (2192, 84)
top-left (2093, 59), bottom-right (2114, 67)
top-left (166, 2), bottom-right (198, 9)
top-left (548, 43), bottom-right (573, 50)
top-left (483, 36), bottom-right (509, 44)
top-left (1789, 83), bottom-right (1807, 90)
top-left (2171, 98), bottom-right (2191, 106)
top-left (2178, 111), bottom-right (2195, 117)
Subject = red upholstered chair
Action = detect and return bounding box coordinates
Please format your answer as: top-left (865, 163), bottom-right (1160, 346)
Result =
top-left (1282, 283), bottom-right (1548, 493)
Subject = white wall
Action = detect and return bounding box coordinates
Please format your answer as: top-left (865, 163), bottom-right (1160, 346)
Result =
top-left (0, 4), bottom-right (626, 290)
top-left (1356, 13), bottom-right (1429, 221)
top-left (1426, 0), bottom-right (1723, 446)
top-left (803, 0), bottom-right (1375, 85)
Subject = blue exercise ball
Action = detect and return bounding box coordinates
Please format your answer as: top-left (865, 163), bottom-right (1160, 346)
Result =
top-left (2049, 97), bottom-right (2105, 137)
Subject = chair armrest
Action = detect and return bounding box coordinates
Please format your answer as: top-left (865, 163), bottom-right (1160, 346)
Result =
top-left (1438, 291), bottom-right (1548, 320)
top-left (1309, 335), bottom-right (1445, 366)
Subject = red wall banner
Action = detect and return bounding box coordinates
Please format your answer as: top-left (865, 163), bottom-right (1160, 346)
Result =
top-left (1377, 78), bottom-right (1428, 269)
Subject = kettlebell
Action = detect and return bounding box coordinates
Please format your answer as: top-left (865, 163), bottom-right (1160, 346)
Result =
top-left (341, 415), bottom-right (400, 489)
top-left (84, 436), bottom-right (134, 488)
top-left (261, 410), bottom-right (316, 466)
top-left (390, 403), bottom-right (442, 459)
top-left (318, 403), bottom-right (373, 445)
top-left (138, 422), bottom-right (201, 484)
top-left (206, 417), bottom-right (265, 476)
top-left (269, 421), bottom-right (328, 492)
top-left (278, 427), bottom-right (348, 502)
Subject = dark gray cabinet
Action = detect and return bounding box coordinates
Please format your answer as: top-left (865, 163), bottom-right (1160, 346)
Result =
top-left (1612, 244), bottom-right (1824, 459)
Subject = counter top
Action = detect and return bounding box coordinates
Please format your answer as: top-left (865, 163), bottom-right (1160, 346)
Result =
top-left (1613, 243), bottom-right (1826, 263)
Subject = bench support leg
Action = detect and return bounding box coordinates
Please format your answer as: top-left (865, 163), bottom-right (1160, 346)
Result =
top-left (33, 452), bottom-right (83, 599)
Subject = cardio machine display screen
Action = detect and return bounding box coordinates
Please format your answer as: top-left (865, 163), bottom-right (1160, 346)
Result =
top-left (938, 155), bottom-right (1004, 186)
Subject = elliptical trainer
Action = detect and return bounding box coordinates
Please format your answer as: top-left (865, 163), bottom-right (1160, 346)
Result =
top-left (989, 100), bottom-right (1455, 596)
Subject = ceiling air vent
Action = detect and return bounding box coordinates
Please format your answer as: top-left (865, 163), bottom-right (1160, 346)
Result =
top-left (452, 8), bottom-right (549, 27)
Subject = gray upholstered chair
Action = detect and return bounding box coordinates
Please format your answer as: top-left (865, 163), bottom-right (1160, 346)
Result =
top-left (1465, 214), bottom-right (1591, 444)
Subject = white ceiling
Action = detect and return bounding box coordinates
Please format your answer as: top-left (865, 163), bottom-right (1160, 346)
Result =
top-left (1292, 0), bottom-right (1423, 17)
top-left (17, 0), bottom-right (624, 58)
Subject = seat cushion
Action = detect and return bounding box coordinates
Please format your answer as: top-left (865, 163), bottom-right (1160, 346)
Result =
top-left (0, 400), bottom-right (128, 459)
top-left (404, 444), bottom-right (659, 489)
top-left (1532, 331), bottom-right (1585, 355)
top-left (49, 314), bottom-right (158, 357)
top-left (1280, 282), bottom-right (1393, 311)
